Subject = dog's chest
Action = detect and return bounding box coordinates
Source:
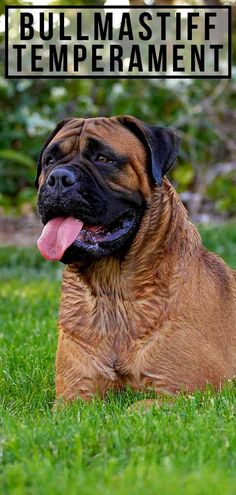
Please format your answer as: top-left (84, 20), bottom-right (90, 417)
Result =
top-left (60, 268), bottom-right (166, 339)
top-left (58, 263), bottom-right (181, 394)
top-left (59, 272), bottom-right (172, 383)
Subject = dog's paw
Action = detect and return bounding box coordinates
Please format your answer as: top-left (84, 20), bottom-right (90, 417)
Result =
top-left (51, 397), bottom-right (66, 413)
top-left (128, 397), bottom-right (174, 412)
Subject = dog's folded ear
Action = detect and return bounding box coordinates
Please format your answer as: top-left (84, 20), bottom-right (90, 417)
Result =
top-left (35, 118), bottom-right (73, 189)
top-left (118, 115), bottom-right (180, 186)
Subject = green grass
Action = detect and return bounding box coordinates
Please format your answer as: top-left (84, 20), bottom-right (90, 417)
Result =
top-left (1, 222), bottom-right (236, 495)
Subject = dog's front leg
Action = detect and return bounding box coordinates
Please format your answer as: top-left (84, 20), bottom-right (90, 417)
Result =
top-left (55, 328), bottom-right (95, 402)
top-left (55, 327), bottom-right (118, 404)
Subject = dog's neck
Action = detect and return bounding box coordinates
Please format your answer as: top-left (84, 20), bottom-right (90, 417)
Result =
top-left (62, 179), bottom-right (201, 297)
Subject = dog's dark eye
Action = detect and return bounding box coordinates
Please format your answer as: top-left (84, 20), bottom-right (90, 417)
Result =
top-left (44, 156), bottom-right (54, 168)
top-left (96, 154), bottom-right (113, 164)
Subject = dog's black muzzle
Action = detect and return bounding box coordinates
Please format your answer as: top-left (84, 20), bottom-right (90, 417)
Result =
top-left (38, 164), bottom-right (141, 225)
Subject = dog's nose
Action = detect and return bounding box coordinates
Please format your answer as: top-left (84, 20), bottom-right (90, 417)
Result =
top-left (46, 168), bottom-right (76, 191)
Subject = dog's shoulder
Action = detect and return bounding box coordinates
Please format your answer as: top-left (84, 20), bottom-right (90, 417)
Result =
top-left (199, 246), bottom-right (236, 296)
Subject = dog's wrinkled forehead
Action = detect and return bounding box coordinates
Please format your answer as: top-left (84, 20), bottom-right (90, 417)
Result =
top-left (37, 115), bottom-right (180, 190)
top-left (49, 117), bottom-right (147, 163)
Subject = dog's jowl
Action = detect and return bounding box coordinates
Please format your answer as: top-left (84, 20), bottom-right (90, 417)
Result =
top-left (36, 116), bottom-right (236, 402)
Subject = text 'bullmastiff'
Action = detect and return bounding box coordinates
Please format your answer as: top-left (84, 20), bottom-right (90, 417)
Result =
top-left (36, 116), bottom-right (236, 403)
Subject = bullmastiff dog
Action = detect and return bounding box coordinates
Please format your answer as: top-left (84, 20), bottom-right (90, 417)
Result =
top-left (36, 116), bottom-right (236, 403)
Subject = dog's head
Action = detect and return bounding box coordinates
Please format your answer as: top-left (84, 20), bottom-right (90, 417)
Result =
top-left (36, 116), bottom-right (180, 264)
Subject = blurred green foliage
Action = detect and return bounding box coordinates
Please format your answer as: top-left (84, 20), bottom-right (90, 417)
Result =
top-left (207, 172), bottom-right (236, 215)
top-left (0, 1), bottom-right (236, 216)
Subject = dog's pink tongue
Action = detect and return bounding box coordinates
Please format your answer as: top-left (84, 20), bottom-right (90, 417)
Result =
top-left (37, 217), bottom-right (83, 261)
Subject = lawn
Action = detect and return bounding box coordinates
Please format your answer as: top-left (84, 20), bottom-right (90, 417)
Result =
top-left (1, 222), bottom-right (236, 495)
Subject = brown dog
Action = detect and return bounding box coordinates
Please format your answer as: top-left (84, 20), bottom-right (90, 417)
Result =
top-left (36, 116), bottom-right (236, 402)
